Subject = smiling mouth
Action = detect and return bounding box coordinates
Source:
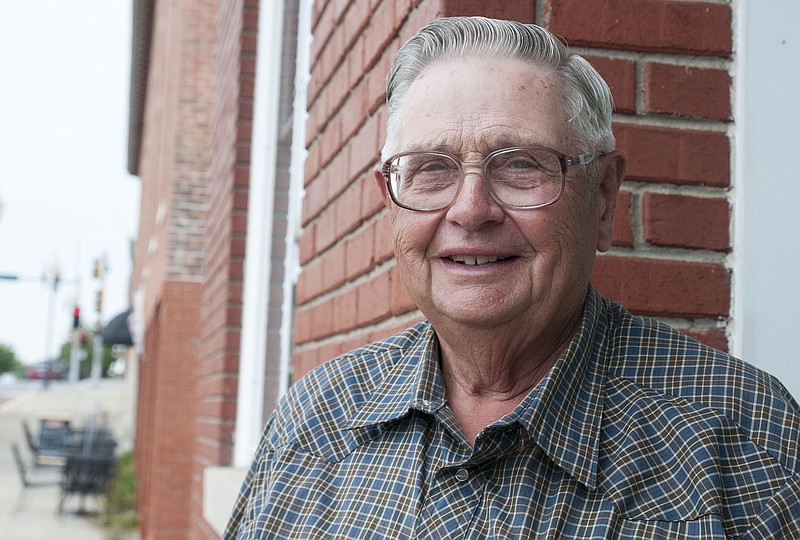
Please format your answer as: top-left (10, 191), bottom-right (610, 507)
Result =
top-left (448, 255), bottom-right (510, 266)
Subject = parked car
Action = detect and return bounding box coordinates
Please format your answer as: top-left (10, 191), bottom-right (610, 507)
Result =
top-left (25, 360), bottom-right (67, 380)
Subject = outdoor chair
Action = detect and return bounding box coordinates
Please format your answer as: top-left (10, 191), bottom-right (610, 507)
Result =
top-left (11, 443), bottom-right (30, 488)
top-left (58, 453), bottom-right (116, 514)
top-left (21, 417), bottom-right (72, 467)
top-left (57, 426), bottom-right (118, 514)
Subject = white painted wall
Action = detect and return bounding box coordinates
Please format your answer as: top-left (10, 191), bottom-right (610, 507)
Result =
top-left (734, 0), bottom-right (800, 400)
top-left (233, 0), bottom-right (285, 467)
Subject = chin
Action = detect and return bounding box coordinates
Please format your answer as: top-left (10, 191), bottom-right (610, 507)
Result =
top-left (427, 294), bottom-right (522, 329)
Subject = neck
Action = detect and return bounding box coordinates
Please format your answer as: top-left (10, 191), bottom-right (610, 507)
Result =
top-left (433, 302), bottom-right (584, 444)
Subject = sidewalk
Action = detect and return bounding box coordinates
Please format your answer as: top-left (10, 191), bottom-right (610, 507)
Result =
top-left (0, 378), bottom-right (135, 540)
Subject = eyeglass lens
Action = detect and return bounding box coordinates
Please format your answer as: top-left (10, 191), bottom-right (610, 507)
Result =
top-left (388, 148), bottom-right (564, 210)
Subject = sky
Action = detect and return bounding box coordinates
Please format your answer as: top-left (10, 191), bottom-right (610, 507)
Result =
top-left (0, 2), bottom-right (140, 365)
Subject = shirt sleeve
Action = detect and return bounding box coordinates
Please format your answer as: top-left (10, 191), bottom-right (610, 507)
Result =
top-left (741, 473), bottom-right (800, 539)
top-left (222, 419), bottom-right (275, 540)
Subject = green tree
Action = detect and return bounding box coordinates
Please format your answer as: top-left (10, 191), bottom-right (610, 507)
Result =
top-left (0, 343), bottom-right (25, 375)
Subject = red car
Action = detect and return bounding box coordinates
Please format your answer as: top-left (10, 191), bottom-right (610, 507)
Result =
top-left (25, 361), bottom-right (67, 380)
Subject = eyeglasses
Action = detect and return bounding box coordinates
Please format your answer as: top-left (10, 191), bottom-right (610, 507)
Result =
top-left (380, 146), bottom-right (604, 212)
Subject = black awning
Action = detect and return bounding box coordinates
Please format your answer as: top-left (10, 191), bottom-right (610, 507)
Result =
top-left (101, 309), bottom-right (134, 346)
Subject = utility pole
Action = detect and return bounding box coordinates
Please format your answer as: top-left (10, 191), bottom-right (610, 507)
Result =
top-left (90, 254), bottom-right (107, 383)
top-left (1, 269), bottom-right (77, 382)
top-left (69, 306), bottom-right (81, 383)
top-left (42, 266), bottom-right (61, 388)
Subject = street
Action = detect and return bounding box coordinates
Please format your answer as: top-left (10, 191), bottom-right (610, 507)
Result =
top-left (0, 376), bottom-right (40, 407)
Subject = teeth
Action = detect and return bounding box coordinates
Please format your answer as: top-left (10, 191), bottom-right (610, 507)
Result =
top-left (450, 255), bottom-right (504, 265)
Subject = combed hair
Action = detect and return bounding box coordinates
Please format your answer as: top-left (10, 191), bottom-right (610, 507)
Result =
top-left (383, 17), bottom-right (616, 169)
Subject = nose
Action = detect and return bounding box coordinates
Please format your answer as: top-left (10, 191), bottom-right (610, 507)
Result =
top-left (445, 169), bottom-right (504, 229)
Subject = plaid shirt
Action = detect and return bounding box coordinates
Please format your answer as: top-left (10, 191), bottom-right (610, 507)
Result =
top-left (225, 287), bottom-right (800, 539)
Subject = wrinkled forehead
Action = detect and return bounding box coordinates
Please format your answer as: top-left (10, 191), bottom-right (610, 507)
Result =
top-left (392, 56), bottom-right (573, 156)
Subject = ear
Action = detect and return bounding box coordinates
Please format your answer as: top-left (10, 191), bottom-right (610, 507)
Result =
top-left (373, 168), bottom-right (392, 208)
top-left (596, 149), bottom-right (627, 253)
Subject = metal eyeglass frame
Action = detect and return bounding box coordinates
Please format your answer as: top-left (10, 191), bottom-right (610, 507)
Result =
top-left (380, 146), bottom-right (605, 212)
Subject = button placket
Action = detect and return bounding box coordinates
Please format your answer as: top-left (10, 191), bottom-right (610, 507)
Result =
top-left (416, 465), bottom-right (485, 539)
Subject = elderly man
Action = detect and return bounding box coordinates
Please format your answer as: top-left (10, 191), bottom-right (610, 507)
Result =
top-left (225, 17), bottom-right (800, 538)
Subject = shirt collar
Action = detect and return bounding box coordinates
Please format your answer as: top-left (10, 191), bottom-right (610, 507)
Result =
top-left (347, 287), bottom-right (609, 490)
top-left (512, 285), bottom-right (609, 490)
top-left (347, 322), bottom-right (445, 428)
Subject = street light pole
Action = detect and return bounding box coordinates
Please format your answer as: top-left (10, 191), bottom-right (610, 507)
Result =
top-left (43, 268), bottom-right (61, 388)
top-left (90, 254), bottom-right (107, 383)
top-left (1, 269), bottom-right (75, 384)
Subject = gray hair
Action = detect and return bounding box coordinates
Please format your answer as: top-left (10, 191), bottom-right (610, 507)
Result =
top-left (383, 17), bottom-right (616, 168)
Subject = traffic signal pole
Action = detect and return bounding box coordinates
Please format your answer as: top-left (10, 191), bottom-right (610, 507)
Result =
top-left (69, 307), bottom-right (81, 383)
top-left (1, 271), bottom-right (78, 382)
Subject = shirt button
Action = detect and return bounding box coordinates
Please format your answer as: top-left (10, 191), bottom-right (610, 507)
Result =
top-left (455, 468), bottom-right (469, 482)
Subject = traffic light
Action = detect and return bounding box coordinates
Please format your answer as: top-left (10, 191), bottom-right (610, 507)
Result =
top-left (96, 290), bottom-right (103, 314)
top-left (93, 258), bottom-right (105, 279)
top-left (72, 306), bottom-right (80, 329)
top-left (80, 332), bottom-right (90, 349)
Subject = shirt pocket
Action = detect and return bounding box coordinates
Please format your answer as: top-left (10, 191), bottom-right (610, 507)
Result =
top-left (610, 513), bottom-right (727, 539)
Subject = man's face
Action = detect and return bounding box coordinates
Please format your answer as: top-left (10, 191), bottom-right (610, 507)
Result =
top-left (375, 57), bottom-right (623, 339)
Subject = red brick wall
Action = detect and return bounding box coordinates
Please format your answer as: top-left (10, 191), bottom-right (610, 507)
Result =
top-left (294, 0), bottom-right (733, 379)
top-left (552, 0), bottom-right (733, 351)
top-left (190, 0), bottom-right (257, 538)
top-left (132, 0), bottom-right (255, 538)
top-left (135, 282), bottom-right (201, 540)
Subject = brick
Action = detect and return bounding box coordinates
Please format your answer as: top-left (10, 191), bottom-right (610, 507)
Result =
top-left (311, 0), bottom-right (325, 25)
top-left (302, 178), bottom-right (327, 225)
top-left (642, 193), bottom-right (730, 251)
top-left (319, 112), bottom-right (344, 170)
top-left (362, 172), bottom-right (385, 220)
top-left (374, 212), bottom-right (395, 264)
top-left (316, 207), bottom-right (338, 252)
top-left (298, 258), bottom-right (323, 302)
top-left (322, 242), bottom-right (347, 292)
top-left (584, 55), bottom-right (636, 114)
top-left (345, 225), bottom-right (375, 279)
top-left (390, 265), bottom-right (417, 315)
top-left (399, 0), bottom-right (440, 45)
top-left (340, 334), bottom-right (370, 355)
top-left (333, 287), bottom-right (359, 333)
top-left (348, 35), bottom-right (367, 90)
top-left (393, 0), bottom-right (415, 31)
top-left (298, 223), bottom-right (316, 266)
top-left (335, 184), bottom-right (365, 238)
top-left (546, 0), bottom-right (731, 57)
top-left (614, 123), bottom-right (730, 187)
top-left (367, 58), bottom-right (390, 119)
top-left (348, 114), bottom-right (380, 180)
top-left (332, 0), bottom-right (350, 25)
top-left (439, 0), bottom-right (536, 21)
top-left (612, 189), bottom-right (633, 248)
top-left (235, 143), bottom-right (251, 164)
top-left (328, 151), bottom-right (351, 200)
top-left (292, 348), bottom-right (321, 381)
top-left (240, 32), bottom-right (258, 55)
top-left (293, 306), bottom-right (312, 344)
top-left (680, 327), bottom-right (729, 353)
top-left (310, 3), bottom-right (336, 66)
top-left (325, 63), bottom-right (352, 126)
top-left (339, 88), bottom-right (366, 144)
top-left (311, 299), bottom-right (335, 341)
top-left (592, 256), bottom-right (729, 317)
top-left (357, 271), bottom-right (392, 325)
top-left (644, 63), bottom-right (732, 120)
top-left (363, 0), bottom-right (400, 71)
top-left (342, 0), bottom-right (371, 62)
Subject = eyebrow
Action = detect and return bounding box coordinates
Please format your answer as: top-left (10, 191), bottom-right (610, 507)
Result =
top-left (402, 139), bottom-right (552, 156)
